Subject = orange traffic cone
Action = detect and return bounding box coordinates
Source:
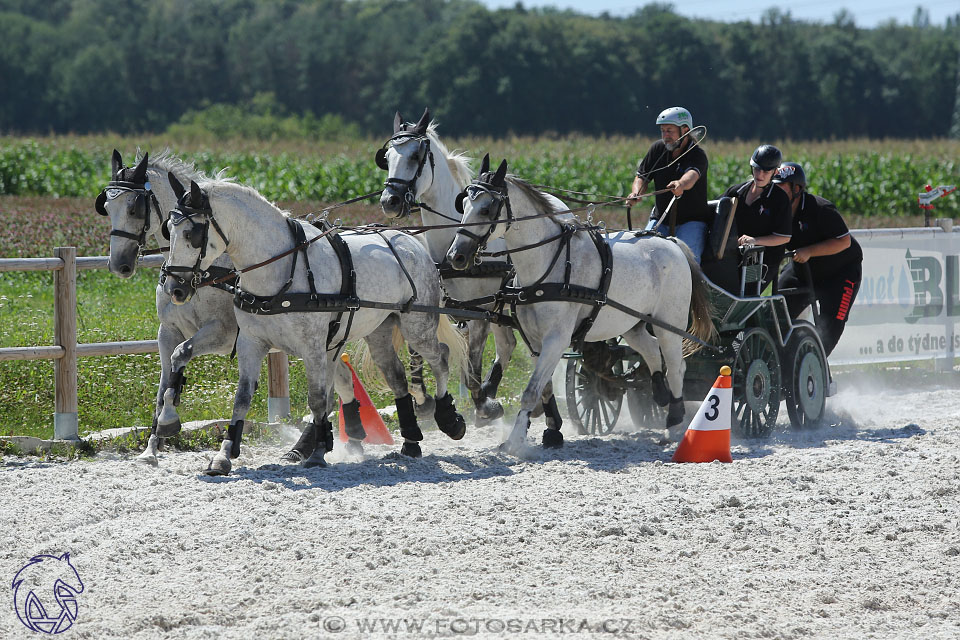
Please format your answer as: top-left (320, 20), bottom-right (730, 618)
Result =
top-left (338, 354), bottom-right (394, 445)
top-left (672, 365), bottom-right (733, 463)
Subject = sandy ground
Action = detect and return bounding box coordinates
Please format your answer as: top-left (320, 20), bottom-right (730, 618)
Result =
top-left (2, 373), bottom-right (959, 639)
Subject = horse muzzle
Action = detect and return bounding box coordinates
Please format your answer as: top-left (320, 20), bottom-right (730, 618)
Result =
top-left (379, 190), bottom-right (408, 219)
top-left (445, 236), bottom-right (478, 271)
top-left (162, 276), bottom-right (195, 305)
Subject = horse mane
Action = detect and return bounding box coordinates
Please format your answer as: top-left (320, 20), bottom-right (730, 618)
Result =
top-left (426, 122), bottom-right (473, 188)
top-left (200, 178), bottom-right (292, 217)
top-left (139, 148), bottom-right (213, 184)
top-left (503, 175), bottom-right (573, 221)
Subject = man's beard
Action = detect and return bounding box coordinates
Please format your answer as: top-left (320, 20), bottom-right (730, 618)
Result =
top-left (664, 140), bottom-right (678, 151)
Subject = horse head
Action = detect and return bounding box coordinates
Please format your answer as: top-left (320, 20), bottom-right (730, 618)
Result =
top-left (446, 154), bottom-right (509, 270)
top-left (96, 149), bottom-right (161, 278)
top-left (378, 108), bottom-right (435, 218)
top-left (161, 176), bottom-right (225, 304)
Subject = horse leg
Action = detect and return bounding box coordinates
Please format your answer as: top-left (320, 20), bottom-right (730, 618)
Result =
top-left (465, 320), bottom-right (500, 424)
top-left (402, 316), bottom-right (466, 442)
top-left (503, 332), bottom-right (569, 454)
top-left (652, 328), bottom-right (687, 429)
top-left (621, 324), bottom-right (670, 407)
top-left (407, 349), bottom-right (435, 418)
top-left (205, 336), bottom-right (267, 476)
top-left (331, 352), bottom-right (365, 456)
top-left (540, 380), bottom-right (563, 447)
top-left (137, 323), bottom-right (184, 466)
top-left (157, 321), bottom-right (231, 437)
top-left (296, 355), bottom-right (334, 468)
top-left (477, 322), bottom-right (517, 421)
top-left (366, 321), bottom-right (423, 457)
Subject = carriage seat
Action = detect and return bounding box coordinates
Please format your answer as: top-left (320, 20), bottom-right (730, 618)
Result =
top-left (700, 197), bottom-right (763, 297)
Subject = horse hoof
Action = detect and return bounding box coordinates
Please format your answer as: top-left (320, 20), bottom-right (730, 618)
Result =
top-left (400, 442), bottom-right (422, 458)
top-left (476, 399), bottom-right (504, 421)
top-left (280, 449), bottom-right (305, 464)
top-left (135, 453), bottom-right (158, 467)
top-left (666, 398), bottom-right (685, 428)
top-left (204, 455), bottom-right (231, 476)
top-left (439, 414), bottom-right (466, 441)
top-left (414, 395), bottom-right (436, 419)
top-left (542, 428), bottom-right (564, 448)
top-left (497, 441), bottom-right (524, 456)
top-left (345, 439), bottom-right (364, 455)
top-left (302, 451), bottom-right (327, 468)
top-left (155, 418), bottom-right (182, 438)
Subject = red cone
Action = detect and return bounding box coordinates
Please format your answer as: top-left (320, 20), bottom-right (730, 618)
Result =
top-left (338, 354), bottom-right (394, 445)
top-left (672, 366), bottom-right (733, 463)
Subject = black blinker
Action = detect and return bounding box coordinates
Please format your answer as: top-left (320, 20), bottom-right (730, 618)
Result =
top-left (455, 192), bottom-right (465, 214)
top-left (375, 147), bottom-right (388, 171)
top-left (95, 191), bottom-right (108, 216)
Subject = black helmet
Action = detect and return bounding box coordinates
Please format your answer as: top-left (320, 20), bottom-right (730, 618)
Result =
top-left (772, 161), bottom-right (807, 188)
top-left (750, 144), bottom-right (782, 171)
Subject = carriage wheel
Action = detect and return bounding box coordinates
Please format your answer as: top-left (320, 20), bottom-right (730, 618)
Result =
top-left (731, 328), bottom-right (781, 438)
top-left (784, 327), bottom-right (828, 429)
top-left (564, 357), bottom-right (623, 436)
top-left (625, 382), bottom-right (667, 428)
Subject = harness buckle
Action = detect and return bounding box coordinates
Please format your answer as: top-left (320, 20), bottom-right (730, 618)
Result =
top-left (516, 289), bottom-right (527, 303)
top-left (346, 297), bottom-right (361, 311)
top-left (595, 293), bottom-right (607, 306)
top-left (259, 301), bottom-right (273, 313)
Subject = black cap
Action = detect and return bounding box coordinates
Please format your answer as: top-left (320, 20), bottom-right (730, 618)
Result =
top-left (772, 162), bottom-right (807, 188)
top-left (750, 145), bottom-right (782, 171)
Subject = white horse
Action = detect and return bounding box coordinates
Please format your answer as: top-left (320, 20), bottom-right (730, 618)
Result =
top-left (446, 157), bottom-right (714, 454)
top-left (378, 108), bottom-right (569, 423)
top-left (162, 176), bottom-right (467, 475)
top-left (96, 150), bottom-right (238, 466)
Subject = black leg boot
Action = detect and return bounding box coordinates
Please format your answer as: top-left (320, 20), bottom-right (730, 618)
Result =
top-left (396, 394), bottom-right (423, 458)
top-left (434, 393), bottom-right (466, 440)
top-left (541, 394), bottom-right (564, 448)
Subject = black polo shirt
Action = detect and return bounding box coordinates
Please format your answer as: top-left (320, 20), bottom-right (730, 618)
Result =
top-left (636, 139), bottom-right (710, 225)
top-left (786, 193), bottom-right (863, 281)
top-left (723, 180), bottom-right (793, 282)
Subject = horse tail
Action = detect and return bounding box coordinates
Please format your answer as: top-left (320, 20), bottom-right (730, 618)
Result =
top-left (680, 244), bottom-right (717, 357)
top-left (436, 315), bottom-right (469, 377)
top-left (351, 339), bottom-right (391, 393)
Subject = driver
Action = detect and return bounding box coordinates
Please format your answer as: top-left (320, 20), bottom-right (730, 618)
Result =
top-left (627, 107), bottom-right (711, 262)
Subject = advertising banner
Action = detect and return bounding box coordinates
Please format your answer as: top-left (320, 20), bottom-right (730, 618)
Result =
top-left (830, 227), bottom-right (959, 365)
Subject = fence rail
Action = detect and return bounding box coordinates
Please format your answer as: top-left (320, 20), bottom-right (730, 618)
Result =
top-left (0, 248), bottom-right (289, 440)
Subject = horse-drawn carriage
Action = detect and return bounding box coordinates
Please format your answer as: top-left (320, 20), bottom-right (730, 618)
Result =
top-left (563, 209), bottom-right (834, 439)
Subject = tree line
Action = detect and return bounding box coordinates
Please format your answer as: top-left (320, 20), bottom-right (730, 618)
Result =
top-left (1, 0), bottom-right (958, 140)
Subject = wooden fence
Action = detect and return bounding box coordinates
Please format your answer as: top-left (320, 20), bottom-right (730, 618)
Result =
top-left (0, 247), bottom-right (289, 440)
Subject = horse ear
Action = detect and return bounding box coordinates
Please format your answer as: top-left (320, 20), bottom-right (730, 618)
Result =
top-left (168, 173), bottom-right (185, 199)
top-left (492, 159), bottom-right (508, 187)
top-left (190, 180), bottom-right (203, 206)
top-left (413, 108), bottom-right (430, 135)
top-left (111, 149), bottom-right (123, 177)
top-left (479, 153), bottom-right (490, 177)
top-left (393, 111), bottom-right (403, 133)
top-left (133, 153), bottom-right (148, 183)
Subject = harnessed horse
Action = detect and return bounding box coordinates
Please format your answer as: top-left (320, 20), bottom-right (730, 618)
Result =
top-left (446, 157), bottom-right (714, 454)
top-left (378, 109), bottom-right (571, 425)
top-left (96, 150), bottom-right (238, 466)
top-left (161, 177), bottom-right (467, 475)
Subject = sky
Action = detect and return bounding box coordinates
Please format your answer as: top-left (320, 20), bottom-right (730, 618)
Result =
top-left (479, 1), bottom-right (959, 28)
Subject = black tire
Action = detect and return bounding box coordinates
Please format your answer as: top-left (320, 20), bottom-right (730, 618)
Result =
top-left (731, 328), bottom-right (781, 438)
top-left (564, 357), bottom-right (623, 436)
top-left (784, 327), bottom-right (828, 429)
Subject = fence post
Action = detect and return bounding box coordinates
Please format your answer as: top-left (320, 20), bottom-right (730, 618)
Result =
top-left (53, 247), bottom-right (79, 440)
top-left (267, 352), bottom-right (290, 421)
